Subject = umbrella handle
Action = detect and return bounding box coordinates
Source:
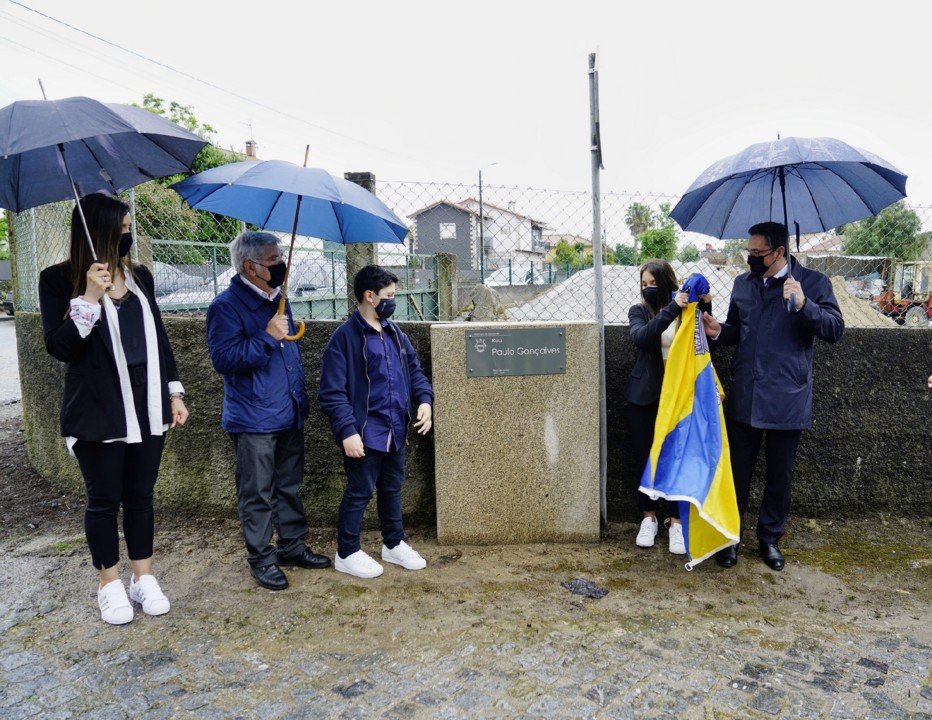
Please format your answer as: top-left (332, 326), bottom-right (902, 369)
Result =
top-left (787, 293), bottom-right (796, 313)
top-left (284, 321), bottom-right (305, 342)
top-left (277, 295), bottom-right (305, 341)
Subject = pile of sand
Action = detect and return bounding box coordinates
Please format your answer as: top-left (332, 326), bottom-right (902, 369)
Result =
top-left (504, 263), bottom-right (899, 328)
top-left (506, 260), bottom-right (736, 324)
top-left (830, 275), bottom-right (899, 328)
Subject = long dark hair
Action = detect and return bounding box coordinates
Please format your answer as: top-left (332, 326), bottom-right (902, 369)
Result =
top-left (639, 259), bottom-right (678, 318)
top-left (68, 193), bottom-right (133, 297)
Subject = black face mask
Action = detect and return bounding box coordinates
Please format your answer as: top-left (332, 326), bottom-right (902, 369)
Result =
top-left (641, 287), bottom-right (659, 306)
top-left (263, 261), bottom-right (287, 289)
top-left (118, 232), bottom-right (134, 258)
top-left (746, 255), bottom-right (768, 277)
top-left (375, 297), bottom-right (396, 320)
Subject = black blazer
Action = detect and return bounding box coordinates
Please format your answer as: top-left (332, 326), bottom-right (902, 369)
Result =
top-left (624, 301), bottom-right (683, 406)
top-left (38, 262), bottom-right (181, 441)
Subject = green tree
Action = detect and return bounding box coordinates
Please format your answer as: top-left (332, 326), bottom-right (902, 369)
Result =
top-left (553, 239), bottom-right (585, 269)
top-left (656, 202), bottom-right (676, 229)
top-left (129, 94), bottom-right (246, 262)
top-left (839, 202), bottom-right (928, 260)
top-left (613, 244), bottom-right (636, 266)
top-left (677, 243), bottom-right (700, 262)
top-left (137, 93), bottom-right (243, 181)
top-left (638, 226), bottom-right (677, 261)
top-left (0, 212), bottom-right (9, 260)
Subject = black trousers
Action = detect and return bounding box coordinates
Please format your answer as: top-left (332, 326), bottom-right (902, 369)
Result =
top-left (231, 429), bottom-right (309, 568)
top-left (626, 400), bottom-right (679, 519)
top-left (73, 431), bottom-right (165, 571)
top-left (727, 420), bottom-right (803, 545)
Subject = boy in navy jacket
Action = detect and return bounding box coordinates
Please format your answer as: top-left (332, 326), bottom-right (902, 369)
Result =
top-left (318, 265), bottom-right (434, 578)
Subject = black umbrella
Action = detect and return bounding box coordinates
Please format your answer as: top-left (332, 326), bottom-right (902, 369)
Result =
top-left (0, 95), bottom-right (208, 259)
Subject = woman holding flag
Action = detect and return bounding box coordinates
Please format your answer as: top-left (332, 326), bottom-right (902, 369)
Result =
top-left (625, 260), bottom-right (711, 555)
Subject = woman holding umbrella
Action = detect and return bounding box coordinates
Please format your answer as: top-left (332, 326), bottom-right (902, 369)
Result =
top-left (39, 192), bottom-right (189, 625)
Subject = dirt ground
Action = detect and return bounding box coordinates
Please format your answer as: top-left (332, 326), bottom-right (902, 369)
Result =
top-left (1, 399), bottom-right (931, 661)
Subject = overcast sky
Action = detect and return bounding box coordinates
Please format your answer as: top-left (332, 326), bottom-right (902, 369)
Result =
top-left (2, 0), bottom-right (929, 212)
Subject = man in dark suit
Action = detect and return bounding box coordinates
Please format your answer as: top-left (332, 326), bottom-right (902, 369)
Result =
top-left (703, 222), bottom-right (844, 571)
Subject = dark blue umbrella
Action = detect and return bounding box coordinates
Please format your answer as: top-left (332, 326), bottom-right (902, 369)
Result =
top-left (0, 96), bottom-right (208, 214)
top-left (170, 159), bottom-right (408, 245)
top-left (670, 136), bottom-right (907, 240)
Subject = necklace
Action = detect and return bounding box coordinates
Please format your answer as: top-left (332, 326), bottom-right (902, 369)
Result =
top-left (110, 289), bottom-right (132, 307)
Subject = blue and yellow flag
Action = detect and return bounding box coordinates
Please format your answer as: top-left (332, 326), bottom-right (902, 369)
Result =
top-left (639, 300), bottom-right (739, 569)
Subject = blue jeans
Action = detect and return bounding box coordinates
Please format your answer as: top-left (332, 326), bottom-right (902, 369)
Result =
top-left (338, 447), bottom-right (405, 558)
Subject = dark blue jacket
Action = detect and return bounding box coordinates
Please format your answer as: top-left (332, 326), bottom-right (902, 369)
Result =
top-left (715, 259), bottom-right (844, 430)
top-left (318, 310), bottom-right (434, 445)
top-left (206, 274), bottom-right (308, 433)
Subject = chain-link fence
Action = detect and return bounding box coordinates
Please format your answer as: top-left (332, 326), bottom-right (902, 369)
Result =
top-left (7, 178), bottom-right (932, 329)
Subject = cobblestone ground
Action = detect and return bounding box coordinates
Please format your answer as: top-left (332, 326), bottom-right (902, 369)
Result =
top-left (1, 402), bottom-right (930, 719)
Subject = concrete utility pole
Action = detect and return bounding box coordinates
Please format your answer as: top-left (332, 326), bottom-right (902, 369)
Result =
top-left (343, 172), bottom-right (379, 317)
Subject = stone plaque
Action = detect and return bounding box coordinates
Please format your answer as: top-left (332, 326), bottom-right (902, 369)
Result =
top-left (465, 328), bottom-right (566, 377)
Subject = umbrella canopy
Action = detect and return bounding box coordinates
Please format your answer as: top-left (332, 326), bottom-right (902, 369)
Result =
top-left (670, 136), bottom-right (907, 239)
top-left (0, 96), bottom-right (208, 213)
top-left (170, 159), bottom-right (408, 245)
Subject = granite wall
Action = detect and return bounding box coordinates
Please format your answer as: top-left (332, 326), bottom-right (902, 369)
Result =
top-left (15, 313), bottom-right (932, 526)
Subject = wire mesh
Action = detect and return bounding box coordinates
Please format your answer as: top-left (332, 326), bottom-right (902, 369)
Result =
top-left (7, 178), bottom-right (932, 329)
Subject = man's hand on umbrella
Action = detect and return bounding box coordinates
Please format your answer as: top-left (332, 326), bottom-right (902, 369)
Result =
top-left (784, 277), bottom-right (806, 311)
top-left (413, 403), bottom-right (432, 435)
top-left (702, 311), bottom-right (721, 338)
top-left (265, 314), bottom-right (289, 341)
top-left (83, 262), bottom-right (111, 303)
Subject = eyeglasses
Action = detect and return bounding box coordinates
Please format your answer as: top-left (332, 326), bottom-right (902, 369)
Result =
top-left (252, 254), bottom-right (284, 266)
top-left (744, 248), bottom-right (776, 258)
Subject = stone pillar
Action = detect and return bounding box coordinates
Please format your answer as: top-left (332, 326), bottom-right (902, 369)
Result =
top-left (431, 321), bottom-right (601, 544)
top-left (435, 252), bottom-right (457, 321)
top-left (344, 172), bottom-right (378, 316)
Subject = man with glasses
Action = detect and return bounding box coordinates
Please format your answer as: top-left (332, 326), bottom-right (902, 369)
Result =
top-left (702, 222), bottom-right (844, 571)
top-left (206, 231), bottom-right (330, 590)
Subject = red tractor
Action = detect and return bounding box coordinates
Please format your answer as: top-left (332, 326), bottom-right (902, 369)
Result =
top-left (872, 261), bottom-right (932, 327)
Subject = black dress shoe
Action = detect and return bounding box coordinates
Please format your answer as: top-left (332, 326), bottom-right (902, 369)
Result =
top-left (716, 544), bottom-right (739, 568)
top-left (759, 543), bottom-right (785, 571)
top-left (252, 563), bottom-right (289, 590)
top-left (278, 548), bottom-right (332, 570)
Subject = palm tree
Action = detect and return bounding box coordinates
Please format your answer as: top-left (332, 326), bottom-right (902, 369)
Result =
top-left (625, 203), bottom-right (654, 238)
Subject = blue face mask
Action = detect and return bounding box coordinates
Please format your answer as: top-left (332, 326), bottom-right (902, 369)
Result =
top-left (375, 297), bottom-right (396, 320)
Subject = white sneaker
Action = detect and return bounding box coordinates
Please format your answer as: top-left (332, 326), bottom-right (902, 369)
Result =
top-left (635, 517), bottom-right (658, 548)
top-left (334, 550), bottom-right (384, 579)
top-left (381, 541), bottom-right (427, 570)
top-left (97, 579), bottom-right (134, 625)
top-left (129, 574), bottom-right (171, 616)
top-left (668, 522), bottom-right (686, 555)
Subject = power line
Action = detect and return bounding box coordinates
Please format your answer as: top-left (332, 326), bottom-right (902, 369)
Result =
top-left (6, 0), bottom-right (415, 160)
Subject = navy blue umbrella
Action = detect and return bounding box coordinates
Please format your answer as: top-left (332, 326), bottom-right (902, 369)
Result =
top-left (670, 136), bottom-right (907, 240)
top-left (0, 96), bottom-right (208, 214)
top-left (170, 159), bottom-right (408, 245)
